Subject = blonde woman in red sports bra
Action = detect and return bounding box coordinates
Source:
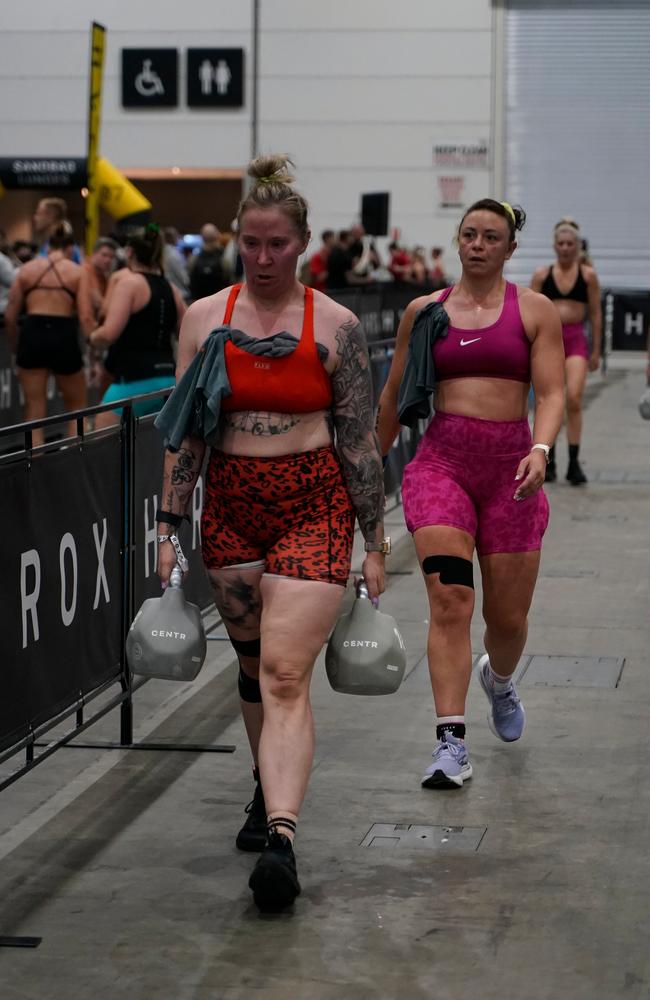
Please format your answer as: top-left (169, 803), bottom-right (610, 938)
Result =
top-left (156, 155), bottom-right (386, 911)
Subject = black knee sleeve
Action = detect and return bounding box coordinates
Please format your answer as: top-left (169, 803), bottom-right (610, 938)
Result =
top-left (422, 555), bottom-right (474, 589)
top-left (238, 667), bottom-right (262, 703)
top-left (230, 635), bottom-right (261, 658)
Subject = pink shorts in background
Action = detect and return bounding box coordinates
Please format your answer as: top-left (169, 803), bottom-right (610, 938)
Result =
top-left (401, 411), bottom-right (550, 555)
top-left (562, 322), bottom-right (590, 360)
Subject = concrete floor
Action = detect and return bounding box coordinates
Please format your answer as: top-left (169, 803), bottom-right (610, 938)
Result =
top-left (1, 356), bottom-right (649, 999)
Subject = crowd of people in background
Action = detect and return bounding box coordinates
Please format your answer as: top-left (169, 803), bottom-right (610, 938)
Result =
top-left (1, 201), bottom-right (452, 341)
top-left (0, 199), bottom-right (243, 432)
top-left (0, 204), bottom-right (453, 424)
top-left (0, 193), bottom-right (617, 469)
top-left (302, 226), bottom-right (449, 293)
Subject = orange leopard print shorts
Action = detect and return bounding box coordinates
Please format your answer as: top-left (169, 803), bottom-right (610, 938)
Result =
top-left (202, 447), bottom-right (355, 586)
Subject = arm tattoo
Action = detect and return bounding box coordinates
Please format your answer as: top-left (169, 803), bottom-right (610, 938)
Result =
top-left (162, 443), bottom-right (204, 517)
top-left (331, 320), bottom-right (385, 539)
top-left (222, 411), bottom-right (300, 436)
top-left (170, 446), bottom-right (195, 485)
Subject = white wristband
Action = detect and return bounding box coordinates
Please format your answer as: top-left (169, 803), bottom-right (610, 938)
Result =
top-left (531, 443), bottom-right (550, 461)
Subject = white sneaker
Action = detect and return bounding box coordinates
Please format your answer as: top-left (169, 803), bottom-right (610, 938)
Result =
top-left (421, 732), bottom-right (473, 789)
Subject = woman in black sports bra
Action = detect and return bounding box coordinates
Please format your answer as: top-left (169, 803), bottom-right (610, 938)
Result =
top-left (5, 221), bottom-right (85, 447)
top-left (531, 218), bottom-right (602, 484)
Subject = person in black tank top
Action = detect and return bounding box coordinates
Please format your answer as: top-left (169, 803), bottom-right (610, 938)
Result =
top-left (90, 226), bottom-right (186, 428)
top-left (531, 218), bottom-right (602, 484)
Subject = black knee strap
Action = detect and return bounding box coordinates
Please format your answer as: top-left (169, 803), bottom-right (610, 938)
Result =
top-left (238, 667), bottom-right (262, 703)
top-left (230, 635), bottom-right (261, 657)
top-left (422, 555), bottom-right (474, 589)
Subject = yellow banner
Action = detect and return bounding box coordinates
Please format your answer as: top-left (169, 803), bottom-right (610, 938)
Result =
top-left (85, 22), bottom-right (106, 256)
top-left (96, 158), bottom-right (152, 221)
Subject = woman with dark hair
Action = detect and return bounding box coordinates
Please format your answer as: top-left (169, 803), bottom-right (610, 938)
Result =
top-left (154, 153), bottom-right (386, 910)
top-left (90, 225), bottom-right (186, 428)
top-left (5, 221), bottom-right (85, 446)
top-left (531, 218), bottom-right (602, 484)
top-left (377, 198), bottom-right (564, 789)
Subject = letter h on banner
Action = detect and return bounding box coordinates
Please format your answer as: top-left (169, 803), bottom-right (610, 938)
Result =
top-left (624, 312), bottom-right (644, 336)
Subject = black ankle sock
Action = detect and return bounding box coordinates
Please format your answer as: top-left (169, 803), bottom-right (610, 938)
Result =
top-left (568, 444), bottom-right (580, 464)
top-left (437, 722), bottom-right (466, 741)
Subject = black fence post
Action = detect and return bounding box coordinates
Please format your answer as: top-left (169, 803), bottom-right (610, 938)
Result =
top-left (119, 403), bottom-right (135, 746)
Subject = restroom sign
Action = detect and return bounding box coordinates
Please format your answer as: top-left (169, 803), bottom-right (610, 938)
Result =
top-left (122, 49), bottom-right (178, 108)
top-left (187, 49), bottom-right (244, 108)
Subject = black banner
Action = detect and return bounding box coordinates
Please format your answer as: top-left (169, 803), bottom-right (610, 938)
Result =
top-left (1, 436), bottom-right (122, 752)
top-left (610, 290), bottom-right (650, 351)
top-left (0, 418), bottom-right (214, 754)
top-left (0, 157), bottom-right (87, 190)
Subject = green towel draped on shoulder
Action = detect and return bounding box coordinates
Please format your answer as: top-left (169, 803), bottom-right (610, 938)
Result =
top-left (154, 327), bottom-right (232, 451)
top-left (397, 300), bottom-right (449, 428)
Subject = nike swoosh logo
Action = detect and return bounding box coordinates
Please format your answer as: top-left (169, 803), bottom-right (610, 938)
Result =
top-left (460, 337), bottom-right (482, 346)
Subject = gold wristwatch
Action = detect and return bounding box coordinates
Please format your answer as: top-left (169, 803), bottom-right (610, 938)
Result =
top-left (364, 537), bottom-right (391, 555)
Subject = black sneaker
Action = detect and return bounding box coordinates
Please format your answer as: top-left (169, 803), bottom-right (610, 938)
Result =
top-left (235, 770), bottom-right (267, 852)
top-left (566, 461), bottom-right (587, 485)
top-left (249, 833), bottom-right (301, 911)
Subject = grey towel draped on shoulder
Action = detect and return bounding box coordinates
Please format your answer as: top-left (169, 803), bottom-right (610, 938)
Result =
top-left (396, 299), bottom-right (449, 428)
top-left (154, 326), bottom-right (329, 451)
top-left (154, 327), bottom-right (232, 451)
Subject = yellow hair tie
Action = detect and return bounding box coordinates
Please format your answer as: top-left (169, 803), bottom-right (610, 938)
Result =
top-left (501, 201), bottom-right (516, 225)
top-left (258, 174), bottom-right (280, 185)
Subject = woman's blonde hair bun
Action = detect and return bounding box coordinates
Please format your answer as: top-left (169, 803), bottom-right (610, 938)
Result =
top-left (248, 154), bottom-right (296, 188)
top-left (237, 153), bottom-right (309, 241)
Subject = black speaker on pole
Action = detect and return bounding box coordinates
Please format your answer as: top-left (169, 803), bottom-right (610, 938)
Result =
top-left (361, 192), bottom-right (390, 237)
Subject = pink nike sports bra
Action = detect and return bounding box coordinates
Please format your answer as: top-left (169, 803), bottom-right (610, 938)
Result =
top-left (433, 282), bottom-right (531, 383)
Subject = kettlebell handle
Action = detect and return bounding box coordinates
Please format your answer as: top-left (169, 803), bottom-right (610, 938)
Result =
top-left (356, 579), bottom-right (370, 600)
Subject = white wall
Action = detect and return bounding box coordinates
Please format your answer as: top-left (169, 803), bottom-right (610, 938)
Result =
top-left (0, 0), bottom-right (496, 262)
top-left (259, 0), bottom-right (494, 265)
top-left (0, 2), bottom-right (252, 166)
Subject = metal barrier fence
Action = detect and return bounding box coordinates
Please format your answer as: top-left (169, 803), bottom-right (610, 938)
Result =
top-left (0, 345), bottom-right (423, 792)
top-left (0, 393), bottom-right (223, 792)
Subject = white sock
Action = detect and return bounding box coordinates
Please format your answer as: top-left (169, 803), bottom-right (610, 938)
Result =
top-left (436, 716), bottom-right (466, 740)
top-left (437, 715), bottom-right (465, 726)
top-left (488, 662), bottom-right (513, 692)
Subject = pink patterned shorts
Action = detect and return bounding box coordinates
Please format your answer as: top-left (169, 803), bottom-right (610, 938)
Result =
top-left (562, 323), bottom-right (589, 360)
top-left (401, 411), bottom-right (550, 555)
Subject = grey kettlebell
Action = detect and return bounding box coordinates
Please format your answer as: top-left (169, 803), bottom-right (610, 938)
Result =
top-left (639, 386), bottom-right (650, 420)
top-left (126, 566), bottom-right (207, 681)
top-left (325, 581), bottom-right (407, 695)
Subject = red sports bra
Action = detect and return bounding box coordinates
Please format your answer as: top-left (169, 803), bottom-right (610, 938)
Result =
top-left (220, 283), bottom-right (333, 413)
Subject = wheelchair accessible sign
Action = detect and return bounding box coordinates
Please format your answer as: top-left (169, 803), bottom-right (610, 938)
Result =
top-left (122, 49), bottom-right (178, 107)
